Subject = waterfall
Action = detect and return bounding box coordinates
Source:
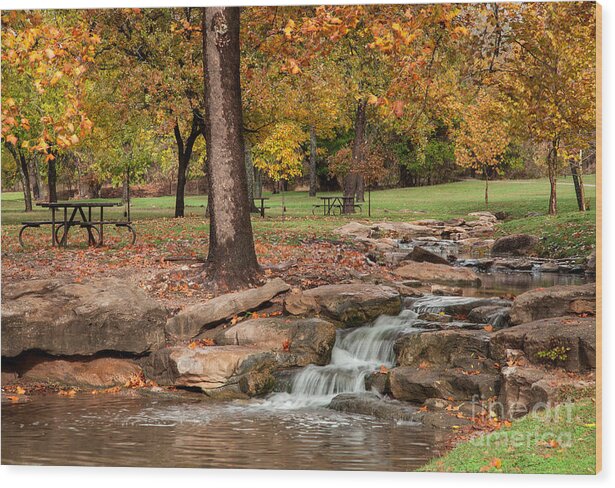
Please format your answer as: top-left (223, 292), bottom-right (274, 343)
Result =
top-left (261, 311), bottom-right (420, 409)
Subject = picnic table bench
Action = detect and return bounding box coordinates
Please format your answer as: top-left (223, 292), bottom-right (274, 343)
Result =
top-left (312, 196), bottom-right (362, 216)
top-left (19, 201), bottom-right (136, 248)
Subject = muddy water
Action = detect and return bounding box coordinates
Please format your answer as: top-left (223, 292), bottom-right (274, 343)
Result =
top-left (1, 392), bottom-right (447, 470)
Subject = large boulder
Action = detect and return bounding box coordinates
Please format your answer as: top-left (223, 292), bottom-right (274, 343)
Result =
top-left (143, 345), bottom-right (283, 397)
top-left (1, 278), bottom-right (167, 357)
top-left (405, 246), bottom-right (450, 266)
top-left (333, 222), bottom-right (373, 239)
top-left (284, 284), bottom-right (401, 326)
top-left (490, 316), bottom-right (595, 372)
top-left (388, 367), bottom-right (498, 402)
top-left (165, 278), bottom-right (290, 341)
top-left (509, 283), bottom-right (596, 325)
top-left (394, 329), bottom-right (491, 369)
top-left (18, 357), bottom-right (142, 388)
top-left (203, 317), bottom-right (337, 366)
top-left (491, 234), bottom-right (539, 256)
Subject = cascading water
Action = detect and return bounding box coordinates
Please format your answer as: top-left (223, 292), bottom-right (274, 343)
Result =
top-left (263, 311), bottom-right (421, 409)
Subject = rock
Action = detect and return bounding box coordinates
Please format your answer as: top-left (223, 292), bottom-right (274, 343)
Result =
top-left (405, 246), bottom-right (450, 266)
top-left (410, 295), bottom-right (512, 316)
top-left (389, 367), bottom-right (459, 402)
top-left (509, 283), bottom-right (596, 325)
top-left (468, 211), bottom-right (497, 223)
top-left (284, 284), bottom-right (401, 326)
top-left (1, 371), bottom-right (18, 386)
top-left (165, 278), bottom-right (290, 341)
top-left (498, 365), bottom-right (596, 419)
top-left (395, 261), bottom-right (482, 286)
top-left (490, 316), bottom-right (595, 372)
top-left (539, 262), bottom-right (560, 273)
top-left (19, 357), bottom-right (142, 388)
top-left (491, 234), bottom-right (539, 256)
top-left (493, 258), bottom-right (534, 271)
top-left (418, 312), bottom-right (453, 323)
top-left (415, 410), bottom-right (473, 429)
top-left (585, 250), bottom-right (596, 274)
top-left (333, 222), bottom-right (372, 239)
top-left (1, 278), bottom-right (167, 358)
top-left (328, 392), bottom-right (418, 421)
top-left (498, 365), bottom-right (547, 418)
top-left (365, 371), bottom-right (390, 394)
top-left (143, 345), bottom-right (282, 397)
top-left (431, 284), bottom-right (463, 296)
top-left (204, 317), bottom-right (336, 366)
top-left (494, 211), bottom-right (510, 220)
top-left (467, 305), bottom-right (511, 328)
top-left (395, 329), bottom-right (491, 369)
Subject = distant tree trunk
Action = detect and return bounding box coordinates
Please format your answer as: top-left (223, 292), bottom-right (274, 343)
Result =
top-left (344, 99), bottom-right (367, 213)
top-left (484, 165), bottom-right (489, 208)
top-left (174, 112), bottom-right (202, 218)
top-left (202, 6), bottom-right (260, 290)
top-left (309, 125), bottom-right (317, 197)
top-left (29, 159), bottom-right (40, 201)
top-left (244, 138), bottom-right (260, 212)
top-left (48, 156), bottom-right (58, 203)
top-left (253, 167), bottom-right (263, 198)
top-left (33, 156), bottom-right (45, 200)
top-left (547, 139), bottom-right (559, 215)
top-left (6, 144), bottom-right (33, 212)
top-left (570, 156), bottom-right (586, 212)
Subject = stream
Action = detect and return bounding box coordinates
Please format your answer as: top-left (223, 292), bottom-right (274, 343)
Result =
top-left (1, 259), bottom-right (591, 470)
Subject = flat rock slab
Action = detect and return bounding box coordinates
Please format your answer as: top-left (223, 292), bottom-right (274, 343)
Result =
top-left (165, 278), bottom-right (290, 341)
top-left (491, 316), bottom-right (596, 371)
top-left (1, 278), bottom-right (167, 357)
top-left (284, 283), bottom-right (401, 326)
top-left (204, 316), bottom-right (337, 366)
top-left (19, 357), bottom-right (142, 388)
top-left (509, 283), bottom-right (596, 325)
top-left (143, 345), bottom-right (280, 394)
top-left (491, 234), bottom-right (539, 256)
top-left (328, 392), bottom-right (419, 422)
top-left (395, 261), bottom-right (482, 286)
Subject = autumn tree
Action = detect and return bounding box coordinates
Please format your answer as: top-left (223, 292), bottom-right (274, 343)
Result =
top-left (497, 2), bottom-right (596, 215)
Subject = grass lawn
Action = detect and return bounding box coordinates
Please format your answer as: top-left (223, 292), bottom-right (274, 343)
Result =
top-left (1, 176), bottom-right (596, 257)
top-left (420, 400), bottom-right (597, 474)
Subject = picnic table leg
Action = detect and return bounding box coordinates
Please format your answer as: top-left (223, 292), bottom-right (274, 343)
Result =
top-left (99, 207), bottom-right (104, 246)
top-left (51, 207), bottom-right (56, 246)
top-left (62, 207), bottom-right (68, 247)
top-left (79, 207), bottom-right (96, 246)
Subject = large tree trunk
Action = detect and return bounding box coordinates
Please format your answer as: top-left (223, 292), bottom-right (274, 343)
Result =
top-left (309, 125), bottom-right (317, 197)
top-left (48, 155), bottom-right (58, 203)
top-left (174, 113), bottom-right (202, 218)
top-left (343, 99), bottom-right (367, 213)
top-left (202, 6), bottom-right (260, 290)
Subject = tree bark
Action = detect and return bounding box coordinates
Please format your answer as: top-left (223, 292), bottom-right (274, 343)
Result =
top-left (48, 155), bottom-right (58, 203)
top-left (174, 112), bottom-right (202, 218)
top-left (309, 125), bottom-right (317, 197)
top-left (253, 167), bottom-right (263, 199)
top-left (343, 99), bottom-right (367, 213)
top-left (202, 6), bottom-right (260, 290)
top-left (29, 159), bottom-right (40, 201)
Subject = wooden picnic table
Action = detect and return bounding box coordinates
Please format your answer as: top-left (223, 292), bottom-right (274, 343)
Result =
top-left (312, 196), bottom-right (361, 216)
top-left (19, 201), bottom-right (136, 248)
top-left (254, 197), bottom-right (270, 217)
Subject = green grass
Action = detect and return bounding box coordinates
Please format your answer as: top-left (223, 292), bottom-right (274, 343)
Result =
top-left (1, 176), bottom-right (596, 257)
top-left (420, 400), bottom-right (597, 474)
